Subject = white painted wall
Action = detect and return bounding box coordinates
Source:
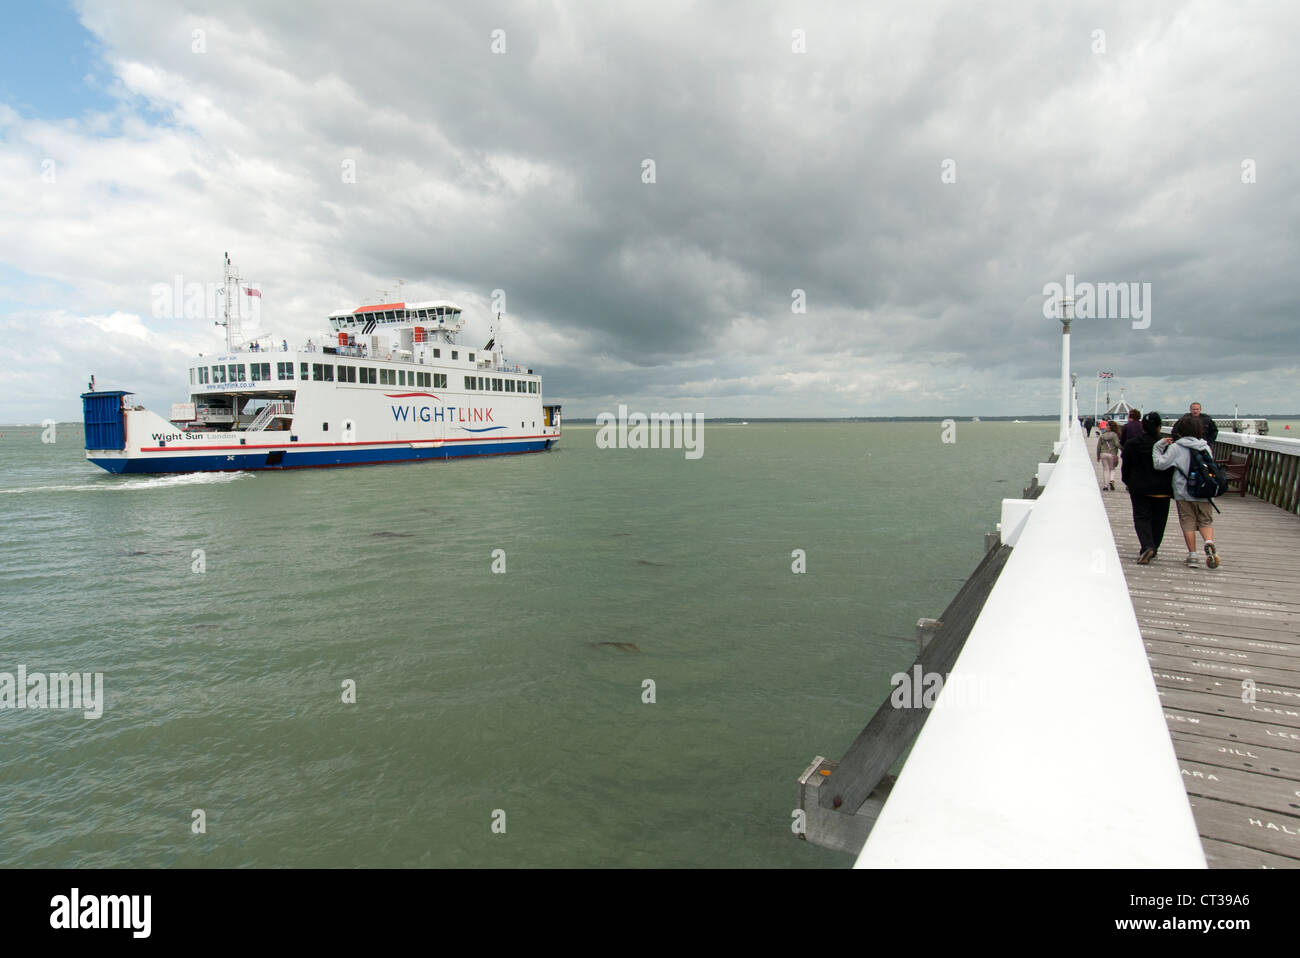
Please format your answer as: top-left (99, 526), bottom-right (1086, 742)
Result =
top-left (855, 423), bottom-right (1206, 868)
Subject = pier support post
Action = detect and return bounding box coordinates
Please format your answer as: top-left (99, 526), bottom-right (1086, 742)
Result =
top-left (797, 757), bottom-right (894, 855)
top-left (915, 618), bottom-right (942, 656)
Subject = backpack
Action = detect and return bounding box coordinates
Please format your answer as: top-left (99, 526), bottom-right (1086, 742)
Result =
top-left (1175, 446), bottom-right (1229, 511)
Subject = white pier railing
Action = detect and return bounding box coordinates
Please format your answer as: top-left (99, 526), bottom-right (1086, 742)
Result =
top-left (854, 423), bottom-right (1206, 868)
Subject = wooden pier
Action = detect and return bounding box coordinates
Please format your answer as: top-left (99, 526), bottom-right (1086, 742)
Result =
top-left (1096, 434), bottom-right (1300, 868)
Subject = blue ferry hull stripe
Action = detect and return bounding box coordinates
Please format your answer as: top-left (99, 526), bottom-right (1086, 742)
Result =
top-left (89, 439), bottom-right (552, 474)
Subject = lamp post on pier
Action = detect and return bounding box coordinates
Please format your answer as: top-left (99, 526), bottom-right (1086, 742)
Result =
top-left (1059, 298), bottom-right (1073, 442)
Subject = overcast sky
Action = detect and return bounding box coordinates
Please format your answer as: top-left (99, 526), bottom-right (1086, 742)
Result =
top-left (1, 0), bottom-right (1296, 422)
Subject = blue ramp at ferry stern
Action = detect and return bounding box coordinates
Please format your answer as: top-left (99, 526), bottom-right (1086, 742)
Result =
top-left (80, 391), bottom-right (131, 450)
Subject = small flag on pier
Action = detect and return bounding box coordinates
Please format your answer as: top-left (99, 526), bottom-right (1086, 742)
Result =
top-left (243, 287), bottom-right (262, 298)
top-left (1098, 371), bottom-right (1113, 379)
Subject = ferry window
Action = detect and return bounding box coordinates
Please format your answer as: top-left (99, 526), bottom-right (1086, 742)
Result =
top-left (277, 362), bottom-right (293, 380)
top-left (364, 367), bottom-right (377, 384)
top-left (433, 349), bottom-right (440, 358)
top-left (199, 367), bottom-right (210, 384)
top-left (301, 362), bottom-right (309, 379)
top-left (494, 378), bottom-right (502, 391)
top-left (506, 380), bottom-right (514, 392)
top-left (437, 374), bottom-right (448, 388)
top-left (478, 377), bottom-right (485, 390)
top-left (190, 368), bottom-right (196, 385)
top-left (313, 363), bottom-right (334, 382)
top-left (468, 353), bottom-right (475, 362)
top-left (398, 370), bottom-right (406, 386)
top-left (465, 376), bottom-right (474, 389)
top-left (342, 366), bottom-right (356, 383)
top-left (212, 365), bottom-right (226, 383)
top-left (251, 364), bottom-right (262, 381)
top-left (259, 363), bottom-right (271, 380)
top-left (451, 351), bottom-right (458, 360)
top-left (233, 364), bottom-right (247, 381)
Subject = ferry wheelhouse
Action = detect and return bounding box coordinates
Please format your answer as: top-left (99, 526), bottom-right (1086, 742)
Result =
top-left (81, 257), bottom-right (561, 473)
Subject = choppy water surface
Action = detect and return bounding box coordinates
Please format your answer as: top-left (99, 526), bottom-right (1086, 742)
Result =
top-left (1, 420), bottom-right (1059, 866)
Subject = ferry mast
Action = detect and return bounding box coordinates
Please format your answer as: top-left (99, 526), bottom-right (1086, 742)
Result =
top-left (218, 251), bottom-right (242, 352)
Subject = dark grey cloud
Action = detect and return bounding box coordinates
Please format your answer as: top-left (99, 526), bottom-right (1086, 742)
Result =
top-left (2, 0), bottom-right (1297, 420)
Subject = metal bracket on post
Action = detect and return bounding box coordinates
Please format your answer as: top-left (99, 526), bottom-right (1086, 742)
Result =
top-left (916, 618), bottom-right (942, 656)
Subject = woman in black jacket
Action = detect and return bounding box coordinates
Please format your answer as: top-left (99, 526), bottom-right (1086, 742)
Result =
top-left (1122, 411), bottom-right (1175, 563)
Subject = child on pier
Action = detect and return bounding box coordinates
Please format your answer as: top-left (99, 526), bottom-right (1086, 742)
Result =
top-left (1153, 414), bottom-right (1222, 568)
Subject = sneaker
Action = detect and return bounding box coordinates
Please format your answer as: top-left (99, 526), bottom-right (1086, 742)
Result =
top-left (1205, 542), bottom-right (1220, 569)
top-left (1110, 482), bottom-right (1116, 490)
top-left (1137, 548), bottom-right (1155, 565)
top-left (1185, 552), bottom-right (1199, 567)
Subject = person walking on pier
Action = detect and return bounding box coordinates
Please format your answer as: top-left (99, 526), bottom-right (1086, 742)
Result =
top-left (1097, 420), bottom-right (1121, 490)
top-left (1122, 411), bottom-right (1173, 564)
top-left (1083, 415), bottom-right (1096, 437)
top-left (1190, 402), bottom-right (1218, 444)
top-left (1153, 414), bottom-right (1221, 568)
top-left (1120, 408), bottom-right (1143, 445)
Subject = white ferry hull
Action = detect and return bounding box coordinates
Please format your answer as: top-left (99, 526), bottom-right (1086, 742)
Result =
top-left (82, 346), bottom-right (561, 473)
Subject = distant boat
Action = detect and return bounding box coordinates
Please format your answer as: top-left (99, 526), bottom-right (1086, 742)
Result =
top-left (971, 416), bottom-right (981, 422)
top-left (1012, 419), bottom-right (1028, 423)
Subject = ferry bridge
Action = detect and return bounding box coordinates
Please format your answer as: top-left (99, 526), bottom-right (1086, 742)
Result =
top-left (798, 321), bottom-right (1300, 868)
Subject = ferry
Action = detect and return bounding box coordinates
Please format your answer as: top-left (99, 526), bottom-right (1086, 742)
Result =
top-left (80, 256), bottom-right (562, 473)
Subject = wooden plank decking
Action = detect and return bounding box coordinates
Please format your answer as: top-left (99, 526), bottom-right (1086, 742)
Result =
top-left (1093, 434), bottom-right (1300, 868)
